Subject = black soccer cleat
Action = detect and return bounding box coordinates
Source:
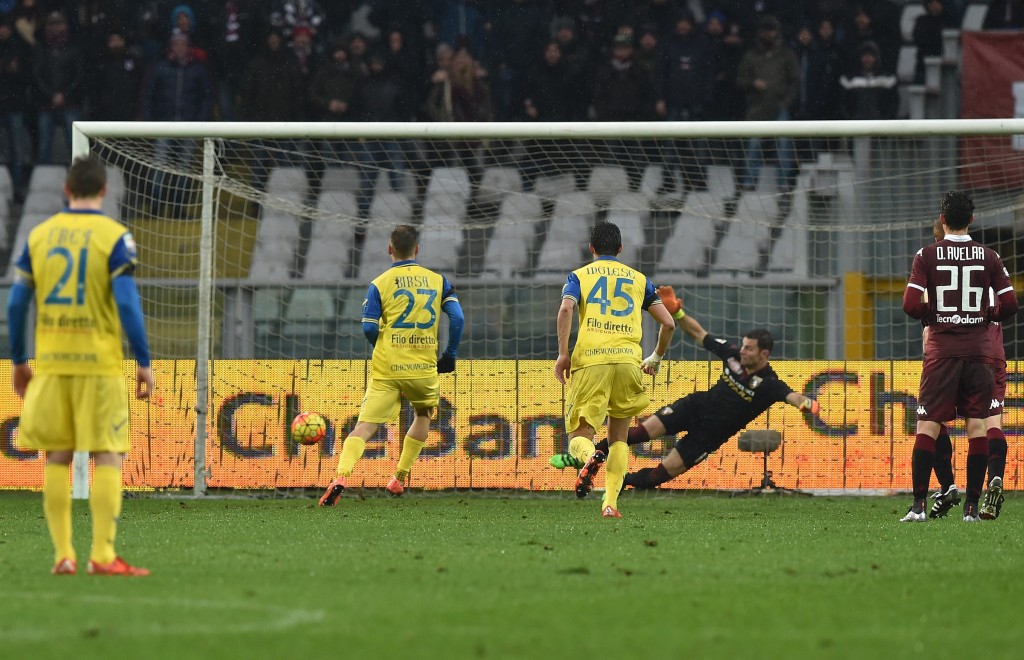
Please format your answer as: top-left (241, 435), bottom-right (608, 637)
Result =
top-left (574, 450), bottom-right (606, 499)
top-left (318, 477), bottom-right (346, 507)
top-left (980, 477), bottom-right (1004, 520)
top-left (929, 484), bottom-right (961, 519)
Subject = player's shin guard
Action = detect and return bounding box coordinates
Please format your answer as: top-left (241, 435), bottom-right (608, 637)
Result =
top-left (336, 436), bottom-right (367, 477)
top-left (43, 463), bottom-right (74, 564)
top-left (911, 433), bottom-right (937, 503)
top-left (966, 436), bottom-right (989, 503)
top-left (987, 428), bottom-right (1007, 482)
top-left (568, 436), bottom-right (596, 466)
top-left (395, 436), bottom-right (426, 481)
top-left (89, 465), bottom-right (122, 565)
top-left (933, 425), bottom-right (954, 490)
top-left (602, 443), bottom-right (628, 510)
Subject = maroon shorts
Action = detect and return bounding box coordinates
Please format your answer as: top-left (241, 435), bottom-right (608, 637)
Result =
top-left (990, 360), bottom-right (1006, 417)
top-left (917, 358), bottom-right (996, 422)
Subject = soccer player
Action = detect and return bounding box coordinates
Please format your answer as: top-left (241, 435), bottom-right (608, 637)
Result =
top-left (555, 221), bottom-right (675, 518)
top-left (319, 225), bottom-right (463, 504)
top-left (7, 155), bottom-right (154, 576)
top-left (901, 191), bottom-right (1017, 522)
top-left (924, 218), bottom-right (1009, 520)
top-left (553, 286), bottom-right (820, 490)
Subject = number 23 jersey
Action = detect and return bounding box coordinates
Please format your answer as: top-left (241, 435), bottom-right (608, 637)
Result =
top-left (15, 209), bottom-right (136, 376)
top-left (562, 256), bottom-right (660, 371)
top-left (363, 260), bottom-right (457, 380)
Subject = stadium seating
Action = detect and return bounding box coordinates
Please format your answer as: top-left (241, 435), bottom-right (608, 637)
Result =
top-left (900, 3), bottom-right (927, 43)
top-left (604, 192), bottom-right (647, 265)
top-left (586, 165), bottom-right (629, 208)
top-left (480, 193), bottom-right (542, 278)
top-left (654, 194), bottom-right (718, 276)
top-left (305, 191), bottom-right (358, 281)
top-left (534, 192), bottom-right (594, 273)
top-left (425, 166), bottom-right (471, 217)
top-left (477, 166), bottom-right (523, 206)
top-left (418, 212), bottom-right (462, 274)
top-left (962, 4), bottom-right (989, 30)
top-left (359, 218), bottom-right (399, 279)
top-left (100, 167), bottom-right (124, 221)
top-left (7, 166), bottom-right (66, 275)
top-left (533, 173), bottom-right (577, 199)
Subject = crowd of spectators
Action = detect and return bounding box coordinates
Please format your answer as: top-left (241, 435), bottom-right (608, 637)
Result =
top-left (0, 0), bottom-right (1020, 204)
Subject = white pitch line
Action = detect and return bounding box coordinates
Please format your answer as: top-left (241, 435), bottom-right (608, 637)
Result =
top-left (0, 591), bottom-right (326, 642)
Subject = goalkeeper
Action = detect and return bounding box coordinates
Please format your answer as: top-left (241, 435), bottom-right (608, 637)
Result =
top-left (551, 286), bottom-right (821, 492)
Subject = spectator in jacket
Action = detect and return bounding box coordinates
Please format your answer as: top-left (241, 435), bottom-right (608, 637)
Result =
top-left (142, 32), bottom-right (212, 217)
top-left (704, 11), bottom-right (745, 122)
top-left (551, 16), bottom-right (590, 121)
top-left (198, 0), bottom-right (263, 121)
top-left (308, 41), bottom-right (360, 122)
top-left (984, 0), bottom-right (1024, 28)
top-left (913, 0), bottom-right (955, 83)
top-left (840, 41), bottom-right (898, 120)
top-left (91, 31), bottom-right (142, 121)
top-left (1, 14), bottom-right (31, 197)
top-left (487, 0), bottom-right (546, 120)
top-left (520, 40), bottom-right (580, 190)
top-left (592, 33), bottom-right (656, 191)
top-left (790, 19), bottom-right (843, 160)
top-left (658, 10), bottom-right (714, 197)
top-left (33, 11), bottom-right (83, 164)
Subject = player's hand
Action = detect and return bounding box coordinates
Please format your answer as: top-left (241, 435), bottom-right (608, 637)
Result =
top-left (554, 354), bottom-right (571, 384)
top-left (437, 353), bottom-right (456, 374)
top-left (799, 398), bottom-right (820, 416)
top-left (656, 286), bottom-right (682, 316)
top-left (12, 362), bottom-right (32, 399)
top-left (136, 366), bottom-right (154, 400)
top-left (640, 352), bottom-right (663, 375)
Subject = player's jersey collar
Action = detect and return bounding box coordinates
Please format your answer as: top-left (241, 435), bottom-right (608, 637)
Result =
top-left (390, 259), bottom-right (417, 267)
top-left (594, 255), bottom-right (620, 262)
top-left (62, 207), bottom-right (105, 215)
top-left (944, 234), bottom-right (972, 242)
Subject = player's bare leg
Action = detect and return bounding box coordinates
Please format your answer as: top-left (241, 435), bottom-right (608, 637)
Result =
top-left (389, 407), bottom-right (432, 496)
top-left (321, 421), bottom-right (379, 506)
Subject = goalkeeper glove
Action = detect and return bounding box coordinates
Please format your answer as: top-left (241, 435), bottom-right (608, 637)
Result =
top-left (640, 352), bottom-right (663, 375)
top-left (799, 399), bottom-right (820, 415)
top-left (437, 353), bottom-right (456, 373)
top-left (656, 286), bottom-right (684, 320)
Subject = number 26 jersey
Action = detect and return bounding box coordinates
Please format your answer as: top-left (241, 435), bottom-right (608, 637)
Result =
top-left (363, 260), bottom-right (457, 380)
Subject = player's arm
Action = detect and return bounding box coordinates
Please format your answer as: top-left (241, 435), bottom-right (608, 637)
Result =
top-left (656, 286), bottom-right (708, 343)
top-left (785, 391), bottom-right (820, 416)
top-left (986, 255), bottom-right (1018, 322)
top-left (640, 281), bottom-right (675, 375)
top-left (902, 250), bottom-right (928, 319)
top-left (361, 283), bottom-right (383, 346)
top-left (7, 246), bottom-right (34, 398)
top-left (109, 234), bottom-right (153, 399)
top-left (554, 273), bottom-right (580, 383)
top-left (437, 278), bottom-right (462, 373)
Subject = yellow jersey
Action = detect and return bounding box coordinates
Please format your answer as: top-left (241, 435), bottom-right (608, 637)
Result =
top-left (14, 209), bottom-right (136, 376)
top-left (561, 256), bottom-right (660, 371)
top-left (363, 260), bottom-right (458, 380)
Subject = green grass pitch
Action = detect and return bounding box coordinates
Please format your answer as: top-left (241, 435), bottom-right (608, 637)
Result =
top-left (0, 491), bottom-right (1021, 659)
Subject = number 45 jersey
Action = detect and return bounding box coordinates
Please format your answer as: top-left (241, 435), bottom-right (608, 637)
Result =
top-left (364, 260), bottom-right (457, 380)
top-left (562, 256), bottom-right (661, 371)
top-left (907, 234), bottom-right (1015, 360)
top-left (15, 209), bottom-right (136, 376)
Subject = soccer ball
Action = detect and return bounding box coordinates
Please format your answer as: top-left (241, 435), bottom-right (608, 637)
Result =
top-left (290, 412), bottom-right (327, 445)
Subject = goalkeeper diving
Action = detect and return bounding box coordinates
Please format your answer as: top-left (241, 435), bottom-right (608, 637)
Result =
top-left (551, 287), bottom-right (821, 492)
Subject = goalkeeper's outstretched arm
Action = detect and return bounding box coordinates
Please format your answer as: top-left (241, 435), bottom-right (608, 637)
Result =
top-left (656, 286), bottom-right (708, 343)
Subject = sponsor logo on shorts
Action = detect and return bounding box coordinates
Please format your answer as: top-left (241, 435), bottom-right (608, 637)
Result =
top-left (991, 398), bottom-right (1003, 410)
top-left (916, 405), bottom-right (927, 416)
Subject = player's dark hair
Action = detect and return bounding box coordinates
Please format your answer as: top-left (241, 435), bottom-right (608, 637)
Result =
top-left (390, 224), bottom-right (418, 258)
top-left (940, 190), bottom-right (974, 230)
top-left (744, 328), bottom-right (774, 353)
top-left (590, 221), bottom-right (621, 256)
top-left (65, 155), bottom-right (106, 199)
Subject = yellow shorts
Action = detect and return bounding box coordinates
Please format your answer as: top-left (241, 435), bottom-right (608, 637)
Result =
top-left (18, 374), bottom-right (130, 453)
top-left (358, 376), bottom-right (440, 424)
top-left (565, 363), bottom-right (648, 433)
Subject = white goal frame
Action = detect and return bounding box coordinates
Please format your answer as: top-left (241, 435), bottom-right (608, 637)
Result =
top-left (67, 118), bottom-right (1024, 498)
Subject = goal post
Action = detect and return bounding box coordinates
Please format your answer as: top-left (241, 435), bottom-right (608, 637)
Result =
top-left (56, 118), bottom-right (1024, 496)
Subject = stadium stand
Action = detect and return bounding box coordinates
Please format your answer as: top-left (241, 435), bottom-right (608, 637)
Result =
top-left (481, 193), bottom-right (542, 279)
top-left (534, 192), bottom-right (594, 273)
top-left (962, 4), bottom-right (990, 30)
top-left (424, 166), bottom-right (471, 217)
top-left (900, 3), bottom-right (928, 43)
top-left (585, 165), bottom-right (629, 208)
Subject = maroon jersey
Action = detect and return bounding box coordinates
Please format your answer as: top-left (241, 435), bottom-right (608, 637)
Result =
top-left (904, 234), bottom-right (1016, 359)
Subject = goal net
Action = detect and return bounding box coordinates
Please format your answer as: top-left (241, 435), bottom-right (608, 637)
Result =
top-left (5, 120), bottom-right (1023, 495)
